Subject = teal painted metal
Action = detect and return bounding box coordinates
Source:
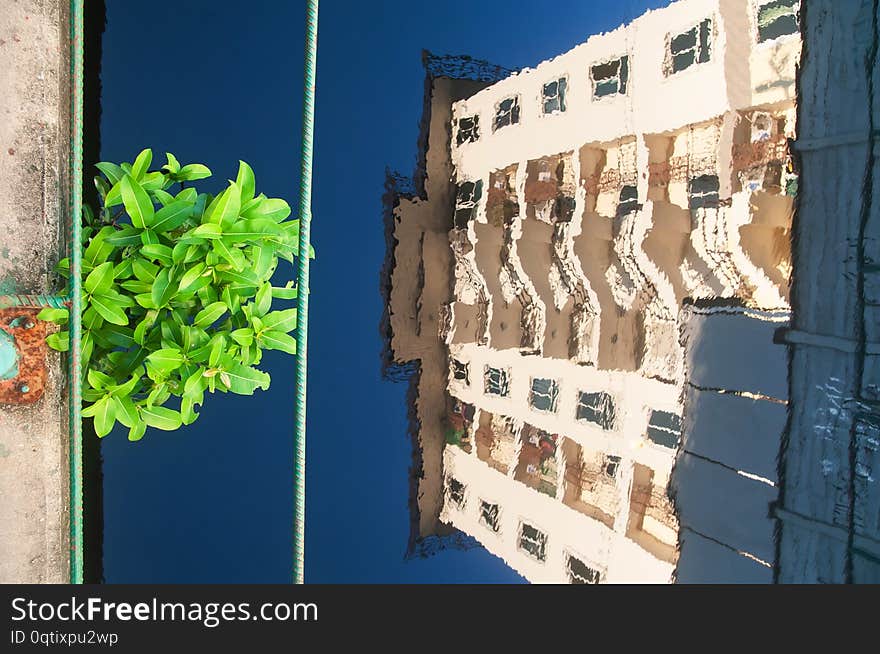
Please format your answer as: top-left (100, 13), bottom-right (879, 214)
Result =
top-left (68, 0), bottom-right (85, 585)
top-left (0, 294), bottom-right (69, 309)
top-left (0, 330), bottom-right (18, 381)
top-left (293, 0), bottom-right (318, 585)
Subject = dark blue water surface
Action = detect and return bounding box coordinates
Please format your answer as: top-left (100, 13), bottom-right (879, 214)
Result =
top-left (98, 0), bottom-right (669, 583)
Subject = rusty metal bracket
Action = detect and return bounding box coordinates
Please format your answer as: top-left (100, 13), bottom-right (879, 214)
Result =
top-left (0, 307), bottom-right (47, 404)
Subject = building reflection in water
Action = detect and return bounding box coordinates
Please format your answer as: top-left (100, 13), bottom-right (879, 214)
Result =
top-left (381, 0), bottom-right (800, 582)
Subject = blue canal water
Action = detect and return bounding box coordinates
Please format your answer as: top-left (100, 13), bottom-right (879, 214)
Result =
top-left (98, 0), bottom-right (669, 583)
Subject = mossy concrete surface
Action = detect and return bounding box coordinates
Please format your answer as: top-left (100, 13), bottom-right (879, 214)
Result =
top-left (0, 0), bottom-right (71, 583)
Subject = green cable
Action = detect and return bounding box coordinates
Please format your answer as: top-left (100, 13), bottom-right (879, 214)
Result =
top-left (68, 0), bottom-right (85, 585)
top-left (292, 0), bottom-right (318, 585)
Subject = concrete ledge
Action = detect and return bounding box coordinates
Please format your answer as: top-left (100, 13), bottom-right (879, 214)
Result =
top-left (0, 0), bottom-right (71, 583)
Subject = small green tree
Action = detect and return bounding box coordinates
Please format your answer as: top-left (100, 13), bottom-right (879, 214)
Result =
top-left (40, 149), bottom-right (307, 441)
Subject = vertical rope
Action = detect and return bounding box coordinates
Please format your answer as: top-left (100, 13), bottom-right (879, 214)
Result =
top-left (293, 0), bottom-right (318, 585)
top-left (68, 0), bottom-right (84, 585)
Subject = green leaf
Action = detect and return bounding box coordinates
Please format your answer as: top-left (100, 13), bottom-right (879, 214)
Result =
top-left (94, 176), bottom-right (110, 201)
top-left (85, 261), bottom-right (115, 295)
top-left (259, 330), bottom-right (297, 355)
top-left (271, 283), bottom-right (298, 300)
top-left (171, 240), bottom-right (190, 265)
top-left (55, 257), bottom-right (71, 279)
top-left (132, 257), bottom-right (159, 283)
top-left (140, 229), bottom-right (160, 246)
top-left (99, 325), bottom-right (136, 349)
top-left (95, 161), bottom-right (125, 184)
top-left (152, 189), bottom-right (175, 207)
top-left (262, 308), bottom-right (297, 333)
top-left (205, 181), bottom-right (241, 228)
top-left (134, 293), bottom-right (156, 310)
top-left (219, 268), bottom-right (261, 287)
top-left (178, 163), bottom-right (212, 181)
top-left (104, 226), bottom-right (143, 246)
top-left (99, 289), bottom-right (135, 308)
top-left (83, 306), bottom-right (104, 330)
top-left (37, 307), bottom-right (69, 325)
top-left (178, 272), bottom-right (211, 296)
top-left (84, 226), bottom-right (116, 267)
top-left (208, 336), bottom-right (225, 368)
top-left (113, 258), bottom-right (134, 281)
top-left (231, 328), bottom-right (254, 347)
top-left (140, 171), bottom-right (166, 191)
top-left (112, 396), bottom-right (139, 429)
top-left (133, 311), bottom-right (157, 344)
top-left (85, 397), bottom-right (117, 438)
top-left (120, 174), bottom-right (155, 228)
top-left (195, 301), bottom-right (227, 328)
top-left (241, 197), bottom-right (291, 222)
top-left (117, 280), bottom-right (149, 295)
top-left (151, 268), bottom-right (177, 308)
top-left (141, 243), bottom-right (174, 267)
top-left (255, 282), bottom-right (272, 316)
top-left (161, 318), bottom-right (182, 347)
top-left (236, 161), bottom-right (256, 205)
top-left (91, 293), bottom-right (129, 326)
top-left (192, 192), bottom-right (209, 220)
top-left (104, 180), bottom-right (123, 208)
top-left (46, 331), bottom-right (69, 351)
top-left (213, 238), bottom-right (246, 270)
top-left (151, 200), bottom-right (192, 233)
top-left (141, 406), bottom-right (183, 431)
top-left (180, 397), bottom-right (200, 426)
top-left (163, 152), bottom-right (181, 174)
top-left (190, 223), bottom-right (223, 240)
top-left (146, 348), bottom-right (184, 373)
top-left (224, 219), bottom-right (283, 243)
top-left (184, 368), bottom-right (207, 397)
top-left (176, 187), bottom-right (198, 204)
top-left (128, 420), bottom-right (147, 442)
top-left (238, 343), bottom-right (256, 366)
top-left (87, 369), bottom-right (114, 390)
top-left (81, 333), bottom-right (94, 370)
top-left (251, 244), bottom-right (276, 279)
top-left (112, 371), bottom-right (141, 397)
top-left (241, 193), bottom-right (265, 215)
top-left (224, 363), bottom-right (271, 395)
top-left (131, 148), bottom-right (153, 181)
top-left (178, 262), bottom-right (207, 292)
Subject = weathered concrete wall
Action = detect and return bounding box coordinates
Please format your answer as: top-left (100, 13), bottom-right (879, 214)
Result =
top-left (0, 0), bottom-right (70, 583)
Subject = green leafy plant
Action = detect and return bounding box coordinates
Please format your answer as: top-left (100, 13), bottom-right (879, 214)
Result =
top-left (39, 149), bottom-right (309, 441)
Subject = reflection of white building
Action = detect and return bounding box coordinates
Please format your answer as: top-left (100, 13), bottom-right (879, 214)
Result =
top-left (383, 0), bottom-right (800, 583)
